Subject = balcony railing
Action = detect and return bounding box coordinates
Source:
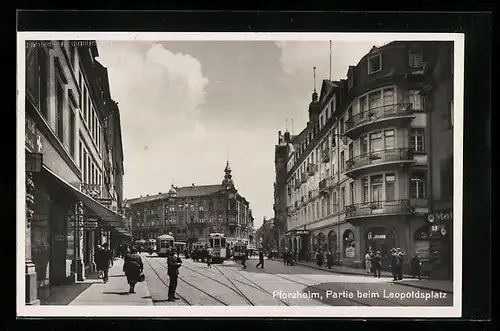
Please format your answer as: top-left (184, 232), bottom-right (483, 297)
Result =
top-left (321, 148), bottom-right (330, 163)
top-left (81, 183), bottom-right (102, 199)
top-left (319, 178), bottom-right (328, 192)
top-left (345, 199), bottom-right (415, 219)
top-left (307, 163), bottom-right (318, 176)
top-left (345, 103), bottom-right (415, 136)
top-left (345, 148), bottom-right (414, 174)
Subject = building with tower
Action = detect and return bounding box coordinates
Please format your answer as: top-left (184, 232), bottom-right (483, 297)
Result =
top-left (125, 162), bottom-right (255, 249)
top-left (274, 41), bottom-right (453, 279)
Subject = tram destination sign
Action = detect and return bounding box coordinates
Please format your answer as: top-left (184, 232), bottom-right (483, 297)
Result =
top-left (26, 153), bottom-right (43, 172)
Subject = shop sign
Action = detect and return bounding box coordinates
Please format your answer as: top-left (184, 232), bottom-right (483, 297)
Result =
top-left (367, 232), bottom-right (386, 240)
top-left (26, 153), bottom-right (43, 172)
top-left (345, 246), bottom-right (355, 258)
top-left (295, 230), bottom-right (309, 235)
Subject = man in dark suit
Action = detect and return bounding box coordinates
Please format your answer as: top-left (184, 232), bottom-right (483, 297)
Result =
top-left (255, 249), bottom-right (265, 269)
top-left (167, 249), bottom-right (182, 301)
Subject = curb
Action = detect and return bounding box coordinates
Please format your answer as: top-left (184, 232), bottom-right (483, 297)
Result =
top-left (393, 282), bottom-right (453, 294)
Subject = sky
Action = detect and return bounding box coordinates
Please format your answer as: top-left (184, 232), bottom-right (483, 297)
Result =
top-left (96, 38), bottom-right (393, 229)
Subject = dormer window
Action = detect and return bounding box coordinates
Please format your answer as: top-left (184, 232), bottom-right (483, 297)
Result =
top-left (408, 50), bottom-right (423, 68)
top-left (367, 54), bottom-right (382, 75)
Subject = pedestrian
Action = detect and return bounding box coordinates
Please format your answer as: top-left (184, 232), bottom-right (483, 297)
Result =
top-left (397, 248), bottom-right (405, 280)
top-left (167, 249), bottom-right (182, 301)
top-left (283, 249), bottom-right (288, 266)
top-left (256, 249), bottom-right (265, 268)
top-left (123, 246), bottom-right (143, 294)
top-left (326, 251), bottom-right (333, 269)
top-left (411, 252), bottom-right (422, 280)
top-left (365, 251), bottom-right (372, 273)
top-left (95, 243), bottom-right (113, 283)
top-left (206, 249), bottom-right (212, 268)
top-left (390, 248), bottom-right (399, 281)
top-left (242, 249), bottom-right (248, 269)
top-left (372, 251), bottom-right (382, 278)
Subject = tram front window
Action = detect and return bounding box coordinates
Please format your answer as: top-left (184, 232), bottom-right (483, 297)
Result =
top-left (214, 238), bottom-right (220, 248)
top-left (221, 238), bottom-right (226, 247)
top-left (209, 238), bottom-right (214, 248)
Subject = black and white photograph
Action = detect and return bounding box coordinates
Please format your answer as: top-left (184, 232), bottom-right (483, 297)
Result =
top-left (17, 32), bottom-right (463, 318)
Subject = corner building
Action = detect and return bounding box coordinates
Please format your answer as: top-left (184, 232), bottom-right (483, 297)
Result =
top-left (278, 41), bottom-right (453, 278)
top-left (126, 162), bottom-right (255, 249)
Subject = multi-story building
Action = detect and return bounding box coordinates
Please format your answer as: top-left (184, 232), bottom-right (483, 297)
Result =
top-left (125, 162), bottom-right (255, 248)
top-left (24, 40), bottom-right (130, 304)
top-left (277, 41), bottom-right (453, 278)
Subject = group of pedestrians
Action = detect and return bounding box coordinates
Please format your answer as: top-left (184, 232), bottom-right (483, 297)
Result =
top-left (364, 248), bottom-right (423, 280)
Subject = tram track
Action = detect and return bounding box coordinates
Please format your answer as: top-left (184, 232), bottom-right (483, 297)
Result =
top-left (142, 255), bottom-right (192, 306)
top-left (148, 257), bottom-right (230, 306)
top-left (216, 263), bottom-right (290, 306)
top-left (211, 264), bottom-right (255, 306)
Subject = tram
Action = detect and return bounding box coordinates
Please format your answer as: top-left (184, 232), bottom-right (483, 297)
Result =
top-left (156, 234), bottom-right (175, 257)
top-left (208, 233), bottom-right (227, 263)
top-left (233, 241), bottom-right (248, 261)
top-left (174, 241), bottom-right (187, 254)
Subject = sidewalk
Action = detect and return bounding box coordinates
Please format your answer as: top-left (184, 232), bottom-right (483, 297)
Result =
top-left (69, 258), bottom-right (153, 305)
top-left (274, 258), bottom-right (453, 294)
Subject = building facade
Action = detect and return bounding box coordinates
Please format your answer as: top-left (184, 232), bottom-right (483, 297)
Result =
top-left (126, 162), bottom-right (255, 248)
top-left (277, 41), bottom-right (453, 278)
top-left (24, 40), bottom-right (130, 304)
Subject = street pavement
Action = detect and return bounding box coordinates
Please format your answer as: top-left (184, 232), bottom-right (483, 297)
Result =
top-left (142, 254), bottom-right (453, 306)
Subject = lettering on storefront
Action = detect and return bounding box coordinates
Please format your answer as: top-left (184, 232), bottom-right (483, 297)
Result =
top-left (427, 211), bottom-right (453, 223)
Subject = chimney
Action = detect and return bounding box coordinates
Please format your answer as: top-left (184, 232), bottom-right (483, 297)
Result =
top-left (159, 192), bottom-right (162, 195)
top-left (312, 91), bottom-right (318, 102)
top-left (192, 183), bottom-right (195, 186)
top-left (284, 131), bottom-right (291, 143)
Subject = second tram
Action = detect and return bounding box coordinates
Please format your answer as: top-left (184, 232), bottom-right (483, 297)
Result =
top-left (233, 242), bottom-right (248, 261)
top-left (156, 234), bottom-right (175, 257)
top-left (208, 233), bottom-right (227, 263)
top-left (174, 241), bottom-right (187, 254)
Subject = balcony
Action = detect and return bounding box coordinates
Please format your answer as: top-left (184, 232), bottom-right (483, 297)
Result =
top-left (307, 163), bottom-right (318, 176)
top-left (81, 183), bottom-right (102, 200)
top-left (321, 148), bottom-right (330, 163)
top-left (345, 199), bottom-right (416, 223)
top-left (301, 172), bottom-right (308, 183)
top-left (345, 148), bottom-right (415, 178)
top-left (344, 103), bottom-right (416, 139)
top-left (319, 178), bottom-right (328, 192)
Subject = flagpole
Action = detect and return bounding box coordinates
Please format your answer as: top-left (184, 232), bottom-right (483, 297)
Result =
top-left (329, 40), bottom-right (332, 81)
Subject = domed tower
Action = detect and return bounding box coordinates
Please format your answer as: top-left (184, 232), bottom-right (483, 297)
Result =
top-left (222, 161), bottom-right (235, 190)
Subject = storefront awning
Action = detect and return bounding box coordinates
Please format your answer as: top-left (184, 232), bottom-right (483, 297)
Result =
top-left (41, 165), bottom-right (129, 232)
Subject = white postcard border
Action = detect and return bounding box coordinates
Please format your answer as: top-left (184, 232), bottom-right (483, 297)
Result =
top-left (16, 32), bottom-right (464, 318)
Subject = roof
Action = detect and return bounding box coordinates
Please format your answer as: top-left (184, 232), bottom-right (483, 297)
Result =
top-left (126, 184), bottom-right (224, 205)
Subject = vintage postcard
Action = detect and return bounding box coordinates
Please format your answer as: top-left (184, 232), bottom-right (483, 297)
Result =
top-left (17, 32), bottom-right (463, 317)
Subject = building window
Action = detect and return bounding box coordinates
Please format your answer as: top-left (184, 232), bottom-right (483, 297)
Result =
top-left (83, 150), bottom-right (88, 183)
top-left (362, 177), bottom-right (369, 204)
top-left (408, 51), bottom-right (423, 68)
top-left (199, 205), bottom-right (204, 212)
top-left (368, 90), bottom-right (382, 111)
top-left (340, 151), bottom-right (345, 170)
top-left (55, 79), bottom-right (65, 143)
top-left (359, 95), bottom-right (368, 118)
top-left (348, 142), bottom-right (354, 160)
top-left (83, 88), bottom-right (87, 122)
top-left (370, 132), bottom-right (383, 152)
top-left (411, 172), bottom-right (426, 199)
top-left (341, 186), bottom-right (346, 210)
top-left (411, 128), bottom-right (425, 152)
top-left (339, 117), bottom-right (344, 135)
top-left (79, 141), bottom-right (83, 171)
top-left (68, 93), bottom-right (77, 157)
top-left (367, 54), bottom-right (382, 75)
top-left (347, 106), bottom-right (353, 120)
top-left (383, 88), bottom-right (395, 106)
top-left (384, 130), bottom-right (395, 149)
top-left (409, 90), bottom-right (423, 110)
top-left (68, 45), bottom-right (75, 67)
top-left (26, 47), bottom-right (49, 119)
top-left (349, 182), bottom-right (355, 205)
top-left (371, 175), bottom-right (383, 202)
top-left (385, 174), bottom-right (396, 201)
top-left (360, 135), bottom-right (368, 155)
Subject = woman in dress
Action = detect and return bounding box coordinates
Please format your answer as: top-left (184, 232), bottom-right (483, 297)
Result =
top-left (123, 247), bottom-right (143, 294)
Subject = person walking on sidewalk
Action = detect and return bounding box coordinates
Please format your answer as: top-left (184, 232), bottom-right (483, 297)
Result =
top-left (95, 243), bottom-right (114, 283)
top-left (167, 249), bottom-right (182, 301)
top-left (411, 252), bottom-right (422, 280)
top-left (326, 251), bottom-right (334, 269)
top-left (365, 251), bottom-right (372, 273)
top-left (390, 248), bottom-right (399, 281)
top-left (372, 251), bottom-right (382, 278)
top-left (256, 249), bottom-right (265, 268)
top-left (123, 247), bottom-right (143, 294)
top-left (396, 248), bottom-right (405, 280)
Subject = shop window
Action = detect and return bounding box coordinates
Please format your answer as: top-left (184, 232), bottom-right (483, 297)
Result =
top-left (343, 230), bottom-right (355, 258)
